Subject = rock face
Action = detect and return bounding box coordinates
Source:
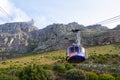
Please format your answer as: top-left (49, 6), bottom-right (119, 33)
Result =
top-left (33, 23), bottom-right (119, 52)
top-left (0, 21), bottom-right (120, 59)
top-left (0, 20), bottom-right (38, 58)
top-left (34, 24), bottom-right (76, 52)
top-left (86, 24), bottom-right (108, 30)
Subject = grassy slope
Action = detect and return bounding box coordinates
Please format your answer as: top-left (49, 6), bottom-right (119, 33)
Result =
top-left (87, 44), bottom-right (120, 55)
top-left (0, 44), bottom-right (120, 68)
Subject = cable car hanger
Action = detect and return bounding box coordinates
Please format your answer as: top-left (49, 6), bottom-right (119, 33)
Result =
top-left (66, 29), bottom-right (87, 63)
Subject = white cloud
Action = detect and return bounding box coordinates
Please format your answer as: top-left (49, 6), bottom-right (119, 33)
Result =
top-left (0, 0), bottom-right (12, 16)
top-left (11, 8), bottom-right (30, 22)
top-left (0, 0), bottom-right (30, 24)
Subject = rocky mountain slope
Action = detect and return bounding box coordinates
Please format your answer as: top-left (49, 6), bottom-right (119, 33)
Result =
top-left (0, 21), bottom-right (120, 59)
top-left (114, 24), bottom-right (120, 30)
top-left (0, 20), bottom-right (38, 59)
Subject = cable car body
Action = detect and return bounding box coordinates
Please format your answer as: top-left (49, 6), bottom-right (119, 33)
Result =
top-left (66, 45), bottom-right (86, 63)
top-left (66, 30), bottom-right (87, 63)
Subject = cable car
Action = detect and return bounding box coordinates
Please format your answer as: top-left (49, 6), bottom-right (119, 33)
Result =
top-left (66, 45), bottom-right (86, 63)
top-left (66, 29), bottom-right (87, 63)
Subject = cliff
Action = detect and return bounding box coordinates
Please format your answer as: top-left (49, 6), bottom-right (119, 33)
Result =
top-left (0, 21), bottom-right (120, 59)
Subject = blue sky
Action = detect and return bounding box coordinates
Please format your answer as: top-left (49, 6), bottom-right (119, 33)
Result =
top-left (0, 0), bottom-right (120, 29)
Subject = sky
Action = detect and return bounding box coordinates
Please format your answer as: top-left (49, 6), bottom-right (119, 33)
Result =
top-left (0, 0), bottom-right (120, 29)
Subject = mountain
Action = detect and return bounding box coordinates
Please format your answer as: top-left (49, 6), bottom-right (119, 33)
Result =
top-left (0, 20), bottom-right (38, 59)
top-left (113, 25), bottom-right (120, 30)
top-left (86, 24), bottom-right (108, 30)
top-left (34, 23), bottom-right (119, 52)
top-left (0, 21), bottom-right (120, 59)
top-left (66, 22), bottom-right (86, 31)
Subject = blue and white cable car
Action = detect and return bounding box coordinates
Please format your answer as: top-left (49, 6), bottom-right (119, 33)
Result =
top-left (66, 30), bottom-right (87, 63)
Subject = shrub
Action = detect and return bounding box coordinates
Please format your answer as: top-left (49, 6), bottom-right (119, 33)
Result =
top-left (86, 72), bottom-right (98, 80)
top-left (115, 77), bottom-right (120, 80)
top-left (98, 73), bottom-right (115, 80)
top-left (42, 64), bottom-right (53, 70)
top-left (112, 73), bottom-right (118, 77)
top-left (45, 70), bottom-right (55, 80)
top-left (1, 61), bottom-right (7, 65)
top-left (18, 64), bottom-right (55, 80)
top-left (57, 59), bottom-right (65, 63)
top-left (66, 69), bottom-right (87, 80)
top-left (15, 61), bottom-right (19, 63)
top-left (53, 64), bottom-right (66, 73)
top-left (65, 63), bottom-right (74, 70)
top-left (0, 74), bottom-right (19, 80)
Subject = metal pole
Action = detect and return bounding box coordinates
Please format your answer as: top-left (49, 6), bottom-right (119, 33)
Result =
top-left (76, 31), bottom-right (81, 46)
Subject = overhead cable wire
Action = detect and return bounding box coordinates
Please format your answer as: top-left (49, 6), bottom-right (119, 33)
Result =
top-left (97, 17), bottom-right (120, 24)
top-left (96, 15), bottom-right (120, 24)
top-left (0, 6), bottom-right (12, 20)
top-left (97, 19), bottom-right (120, 25)
top-left (0, 7), bottom-right (9, 16)
top-left (96, 15), bottom-right (120, 25)
top-left (0, 8), bottom-right (8, 17)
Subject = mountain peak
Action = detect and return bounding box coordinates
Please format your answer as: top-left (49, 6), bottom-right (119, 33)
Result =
top-left (86, 24), bottom-right (109, 30)
top-left (113, 25), bottom-right (120, 30)
top-left (0, 20), bottom-right (38, 34)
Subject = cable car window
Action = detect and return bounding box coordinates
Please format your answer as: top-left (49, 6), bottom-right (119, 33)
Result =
top-left (69, 47), bottom-right (74, 53)
top-left (75, 46), bottom-right (79, 52)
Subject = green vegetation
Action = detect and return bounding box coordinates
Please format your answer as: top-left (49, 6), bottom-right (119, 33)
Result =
top-left (65, 63), bottom-right (75, 70)
top-left (66, 69), bottom-right (87, 80)
top-left (86, 53), bottom-right (120, 64)
top-left (115, 77), bottom-right (120, 80)
top-left (86, 72), bottom-right (98, 80)
top-left (0, 64), bottom-right (118, 80)
top-left (98, 73), bottom-right (115, 80)
top-left (0, 44), bottom-right (119, 80)
top-left (18, 64), bottom-right (55, 80)
top-left (87, 43), bottom-right (120, 55)
top-left (53, 64), bottom-right (66, 73)
top-left (0, 75), bottom-right (19, 80)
